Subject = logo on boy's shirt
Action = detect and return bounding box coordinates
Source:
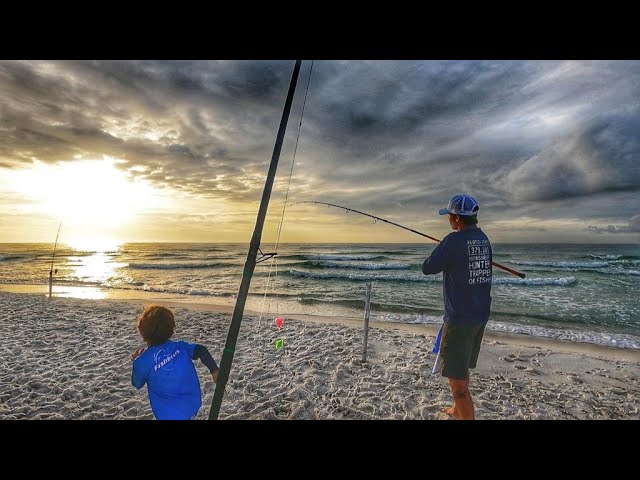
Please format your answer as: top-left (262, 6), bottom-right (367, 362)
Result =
top-left (153, 348), bottom-right (181, 371)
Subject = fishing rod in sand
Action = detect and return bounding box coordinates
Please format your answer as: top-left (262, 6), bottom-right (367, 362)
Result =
top-left (49, 221), bottom-right (62, 299)
top-left (208, 60), bottom-right (304, 421)
top-left (293, 201), bottom-right (526, 278)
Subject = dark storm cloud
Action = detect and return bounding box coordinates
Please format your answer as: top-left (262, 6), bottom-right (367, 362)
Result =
top-left (0, 60), bottom-right (298, 202)
top-left (310, 61), bottom-right (539, 144)
top-left (1, 60), bottom-right (640, 233)
top-left (503, 110), bottom-right (640, 202)
top-left (588, 214), bottom-right (640, 233)
top-left (301, 62), bottom-right (640, 220)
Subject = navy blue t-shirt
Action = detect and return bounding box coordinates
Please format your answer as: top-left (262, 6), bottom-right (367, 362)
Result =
top-left (132, 340), bottom-right (203, 420)
top-left (422, 226), bottom-right (492, 325)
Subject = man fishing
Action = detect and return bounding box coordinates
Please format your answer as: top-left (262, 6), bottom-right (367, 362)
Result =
top-left (422, 194), bottom-right (492, 420)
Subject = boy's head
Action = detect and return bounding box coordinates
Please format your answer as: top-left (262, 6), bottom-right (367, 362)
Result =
top-left (137, 305), bottom-right (175, 346)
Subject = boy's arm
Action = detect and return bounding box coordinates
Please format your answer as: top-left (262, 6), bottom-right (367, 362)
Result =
top-left (193, 344), bottom-right (219, 381)
top-left (131, 347), bottom-right (145, 361)
top-left (131, 359), bottom-right (147, 389)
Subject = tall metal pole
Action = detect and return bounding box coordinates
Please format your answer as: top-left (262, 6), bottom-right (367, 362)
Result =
top-left (362, 282), bottom-right (372, 363)
top-left (208, 60), bottom-right (302, 420)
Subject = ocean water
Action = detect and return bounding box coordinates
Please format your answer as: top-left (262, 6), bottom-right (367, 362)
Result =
top-left (1, 242), bottom-right (639, 349)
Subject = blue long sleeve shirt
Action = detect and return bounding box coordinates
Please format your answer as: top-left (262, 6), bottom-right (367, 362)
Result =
top-left (422, 226), bottom-right (492, 325)
top-left (132, 340), bottom-right (218, 420)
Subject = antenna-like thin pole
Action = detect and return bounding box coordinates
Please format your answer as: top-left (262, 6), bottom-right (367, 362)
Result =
top-left (49, 221), bottom-right (62, 299)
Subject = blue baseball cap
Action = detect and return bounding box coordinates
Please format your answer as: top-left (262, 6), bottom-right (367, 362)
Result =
top-left (438, 194), bottom-right (479, 216)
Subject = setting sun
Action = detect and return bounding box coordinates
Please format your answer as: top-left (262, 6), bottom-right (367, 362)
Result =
top-left (9, 157), bottom-right (163, 228)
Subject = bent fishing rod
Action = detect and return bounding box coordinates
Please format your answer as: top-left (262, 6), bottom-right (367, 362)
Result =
top-left (48, 220), bottom-right (62, 299)
top-left (294, 201), bottom-right (526, 278)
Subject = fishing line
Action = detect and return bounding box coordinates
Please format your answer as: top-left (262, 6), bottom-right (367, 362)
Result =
top-left (273, 59), bottom-right (314, 253)
top-left (255, 61), bottom-right (315, 363)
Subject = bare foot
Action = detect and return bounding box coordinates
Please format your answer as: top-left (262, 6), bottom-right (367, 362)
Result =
top-left (440, 406), bottom-right (460, 419)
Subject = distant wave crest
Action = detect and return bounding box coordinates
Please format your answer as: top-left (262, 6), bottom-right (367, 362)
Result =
top-left (302, 260), bottom-right (410, 270)
top-left (0, 254), bottom-right (26, 262)
top-left (514, 260), bottom-right (609, 268)
top-left (128, 261), bottom-right (229, 270)
top-left (305, 254), bottom-right (387, 261)
top-left (589, 254), bottom-right (639, 260)
top-left (492, 276), bottom-right (576, 286)
top-left (288, 269), bottom-right (440, 282)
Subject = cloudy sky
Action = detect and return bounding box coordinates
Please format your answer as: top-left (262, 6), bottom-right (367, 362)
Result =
top-left (1, 60), bottom-right (639, 246)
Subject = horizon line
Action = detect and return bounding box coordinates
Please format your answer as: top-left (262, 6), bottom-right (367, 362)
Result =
top-left (0, 241), bottom-right (638, 246)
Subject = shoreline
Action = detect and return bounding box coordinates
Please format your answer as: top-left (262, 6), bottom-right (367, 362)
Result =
top-left (1, 290), bottom-right (639, 419)
top-left (2, 284), bottom-right (639, 362)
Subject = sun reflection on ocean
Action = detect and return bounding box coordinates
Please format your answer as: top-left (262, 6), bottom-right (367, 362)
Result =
top-left (68, 252), bottom-right (127, 285)
top-left (54, 285), bottom-right (108, 300)
top-left (54, 239), bottom-right (126, 299)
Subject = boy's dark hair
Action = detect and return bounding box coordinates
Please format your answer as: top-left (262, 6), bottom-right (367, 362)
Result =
top-left (137, 305), bottom-right (175, 346)
top-left (459, 214), bottom-right (478, 226)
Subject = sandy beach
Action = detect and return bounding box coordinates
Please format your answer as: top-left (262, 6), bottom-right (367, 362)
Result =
top-left (0, 290), bottom-right (638, 420)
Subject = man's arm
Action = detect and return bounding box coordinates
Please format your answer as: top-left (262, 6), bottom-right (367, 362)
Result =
top-left (422, 237), bottom-right (450, 275)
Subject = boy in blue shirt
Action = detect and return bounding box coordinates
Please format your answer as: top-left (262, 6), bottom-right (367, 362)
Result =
top-left (131, 305), bottom-right (219, 420)
top-left (422, 194), bottom-right (492, 420)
